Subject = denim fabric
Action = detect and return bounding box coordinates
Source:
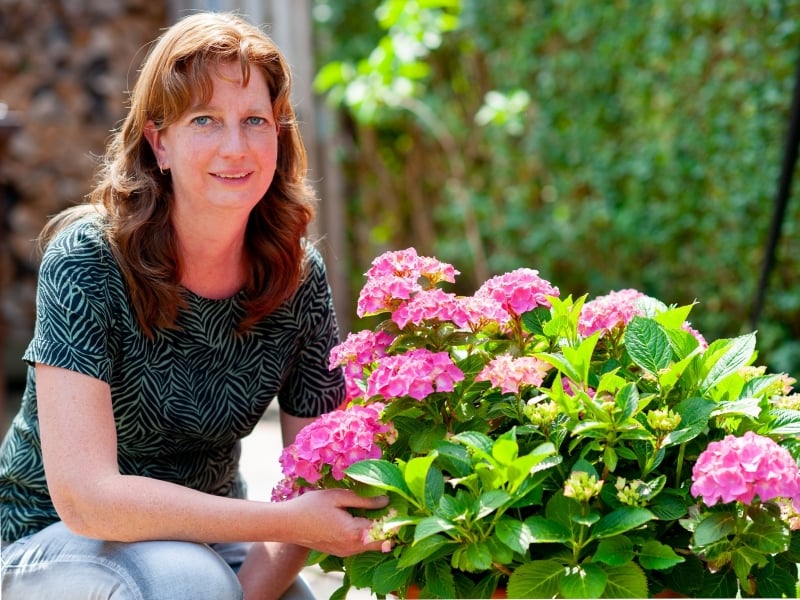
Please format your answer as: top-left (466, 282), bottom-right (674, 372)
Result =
top-left (1, 522), bottom-right (315, 599)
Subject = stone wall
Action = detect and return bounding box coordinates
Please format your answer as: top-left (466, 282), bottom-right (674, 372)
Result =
top-left (0, 0), bottom-right (168, 387)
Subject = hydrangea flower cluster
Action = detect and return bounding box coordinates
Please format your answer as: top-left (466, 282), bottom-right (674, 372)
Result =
top-left (329, 329), bottom-right (394, 400)
top-left (366, 348), bottom-right (465, 401)
top-left (578, 288), bottom-right (708, 349)
top-left (690, 431), bottom-right (800, 509)
top-left (271, 247), bottom-right (800, 600)
top-left (577, 288), bottom-right (648, 337)
top-left (475, 268), bottom-right (559, 317)
top-left (357, 248), bottom-right (459, 318)
top-left (475, 355), bottom-right (552, 394)
top-left (271, 403), bottom-right (395, 501)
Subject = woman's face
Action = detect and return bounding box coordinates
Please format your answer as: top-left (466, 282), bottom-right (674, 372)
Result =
top-left (145, 61), bottom-right (278, 218)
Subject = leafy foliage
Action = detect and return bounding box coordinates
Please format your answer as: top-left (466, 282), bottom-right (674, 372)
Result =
top-left (312, 0), bottom-right (800, 377)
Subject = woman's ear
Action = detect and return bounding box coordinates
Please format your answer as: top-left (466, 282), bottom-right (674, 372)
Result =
top-left (143, 120), bottom-right (169, 171)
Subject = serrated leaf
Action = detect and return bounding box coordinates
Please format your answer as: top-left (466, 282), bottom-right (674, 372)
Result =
top-left (424, 559), bottom-right (457, 598)
top-left (561, 562), bottom-right (607, 599)
top-left (601, 562), bottom-right (649, 598)
top-left (414, 515), bottom-right (456, 544)
top-left (700, 333), bottom-right (756, 392)
top-left (590, 508), bottom-right (655, 539)
top-left (507, 559), bottom-right (565, 599)
top-left (397, 534), bottom-right (451, 568)
top-left (594, 536), bottom-right (635, 566)
top-left (625, 316), bottom-right (673, 376)
top-left (525, 515), bottom-right (572, 542)
top-left (753, 562), bottom-right (798, 599)
top-left (522, 306), bottom-right (552, 335)
top-left (474, 489), bottom-right (511, 519)
top-left (371, 559), bottom-right (412, 595)
top-left (344, 551), bottom-right (390, 588)
top-left (345, 459), bottom-right (412, 499)
top-left (637, 539), bottom-right (685, 570)
top-left (496, 516), bottom-right (533, 554)
top-left (693, 511), bottom-right (736, 546)
top-left (404, 452), bottom-right (438, 505)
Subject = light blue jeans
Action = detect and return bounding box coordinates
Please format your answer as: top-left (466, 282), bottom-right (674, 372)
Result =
top-left (1, 522), bottom-right (315, 599)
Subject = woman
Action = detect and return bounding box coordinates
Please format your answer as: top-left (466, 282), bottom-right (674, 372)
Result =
top-left (0, 12), bottom-right (386, 600)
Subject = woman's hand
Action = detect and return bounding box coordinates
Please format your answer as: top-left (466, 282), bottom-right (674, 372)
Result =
top-left (281, 488), bottom-right (390, 556)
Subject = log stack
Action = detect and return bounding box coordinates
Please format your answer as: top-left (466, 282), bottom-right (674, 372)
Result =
top-left (0, 0), bottom-right (167, 389)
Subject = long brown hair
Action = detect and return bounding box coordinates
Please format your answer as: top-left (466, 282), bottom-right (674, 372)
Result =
top-left (41, 12), bottom-right (315, 337)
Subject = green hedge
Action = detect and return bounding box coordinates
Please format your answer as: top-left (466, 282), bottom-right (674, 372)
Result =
top-left (313, 0), bottom-right (800, 375)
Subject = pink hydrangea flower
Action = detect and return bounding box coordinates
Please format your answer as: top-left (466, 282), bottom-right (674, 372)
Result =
top-left (365, 248), bottom-right (459, 286)
top-left (476, 355), bottom-right (553, 394)
top-left (691, 431), bottom-right (800, 509)
top-left (329, 330), bottom-right (394, 401)
top-left (271, 403), bottom-right (395, 501)
top-left (578, 289), bottom-right (646, 338)
top-left (329, 329), bottom-right (394, 370)
top-left (356, 275), bottom-right (422, 317)
top-left (475, 268), bottom-right (559, 317)
top-left (366, 348), bottom-right (465, 401)
top-left (457, 295), bottom-right (512, 330)
top-left (391, 288), bottom-right (471, 329)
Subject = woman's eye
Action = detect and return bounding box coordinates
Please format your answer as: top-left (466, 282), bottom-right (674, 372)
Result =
top-left (246, 116), bottom-right (268, 126)
top-left (192, 115), bottom-right (212, 126)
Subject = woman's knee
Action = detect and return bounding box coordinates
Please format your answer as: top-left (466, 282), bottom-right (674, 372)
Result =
top-left (111, 539), bottom-right (243, 600)
top-left (2, 525), bottom-right (242, 600)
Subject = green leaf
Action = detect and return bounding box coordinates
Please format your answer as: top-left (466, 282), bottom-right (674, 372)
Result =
top-left (424, 559), bottom-right (457, 599)
top-left (474, 489), bottom-right (511, 519)
top-left (451, 430), bottom-right (494, 455)
top-left (452, 540), bottom-right (493, 572)
top-left (345, 459), bottom-right (412, 500)
top-left (404, 452), bottom-right (438, 505)
top-left (766, 408), bottom-right (800, 435)
top-left (507, 559), bottom-right (565, 599)
top-left (637, 539), bottom-right (685, 570)
top-left (693, 511), bottom-right (736, 546)
top-left (753, 561), bottom-right (798, 599)
top-left (496, 516), bottom-right (533, 554)
top-left (700, 332), bottom-right (756, 392)
top-left (601, 562), bottom-right (649, 598)
top-left (594, 536), bottom-right (634, 566)
top-left (397, 534), bottom-right (451, 568)
top-left (590, 508), bottom-right (655, 539)
top-left (525, 515), bottom-right (572, 543)
top-left (491, 436), bottom-right (519, 465)
top-left (522, 306), bottom-right (552, 335)
top-left (344, 551), bottom-right (390, 588)
top-left (371, 558), bottom-right (412, 595)
top-left (561, 562), bottom-right (607, 599)
top-left (414, 515), bottom-right (456, 543)
top-left (624, 316), bottom-right (672, 376)
top-left (741, 511), bottom-right (791, 554)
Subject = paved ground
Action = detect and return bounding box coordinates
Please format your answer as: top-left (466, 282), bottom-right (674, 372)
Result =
top-left (238, 401), bottom-right (376, 599)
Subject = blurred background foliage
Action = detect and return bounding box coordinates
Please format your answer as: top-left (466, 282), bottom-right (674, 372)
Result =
top-left (311, 0), bottom-right (800, 377)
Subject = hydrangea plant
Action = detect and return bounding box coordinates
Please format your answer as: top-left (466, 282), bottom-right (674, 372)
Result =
top-left (273, 248), bottom-right (800, 599)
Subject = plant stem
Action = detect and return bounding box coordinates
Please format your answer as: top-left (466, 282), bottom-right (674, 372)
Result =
top-left (675, 443), bottom-right (686, 488)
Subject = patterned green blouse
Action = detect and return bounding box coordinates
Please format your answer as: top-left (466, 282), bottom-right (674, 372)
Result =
top-left (0, 216), bottom-right (345, 542)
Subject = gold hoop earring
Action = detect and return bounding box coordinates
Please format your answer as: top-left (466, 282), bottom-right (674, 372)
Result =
top-left (159, 166), bottom-right (168, 175)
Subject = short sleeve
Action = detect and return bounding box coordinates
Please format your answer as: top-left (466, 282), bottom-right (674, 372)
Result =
top-left (23, 219), bottom-right (117, 382)
top-left (276, 245), bottom-right (346, 417)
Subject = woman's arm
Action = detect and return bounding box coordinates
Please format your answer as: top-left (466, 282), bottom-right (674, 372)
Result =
top-left (37, 364), bottom-right (386, 553)
top-left (237, 411), bottom-right (330, 599)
